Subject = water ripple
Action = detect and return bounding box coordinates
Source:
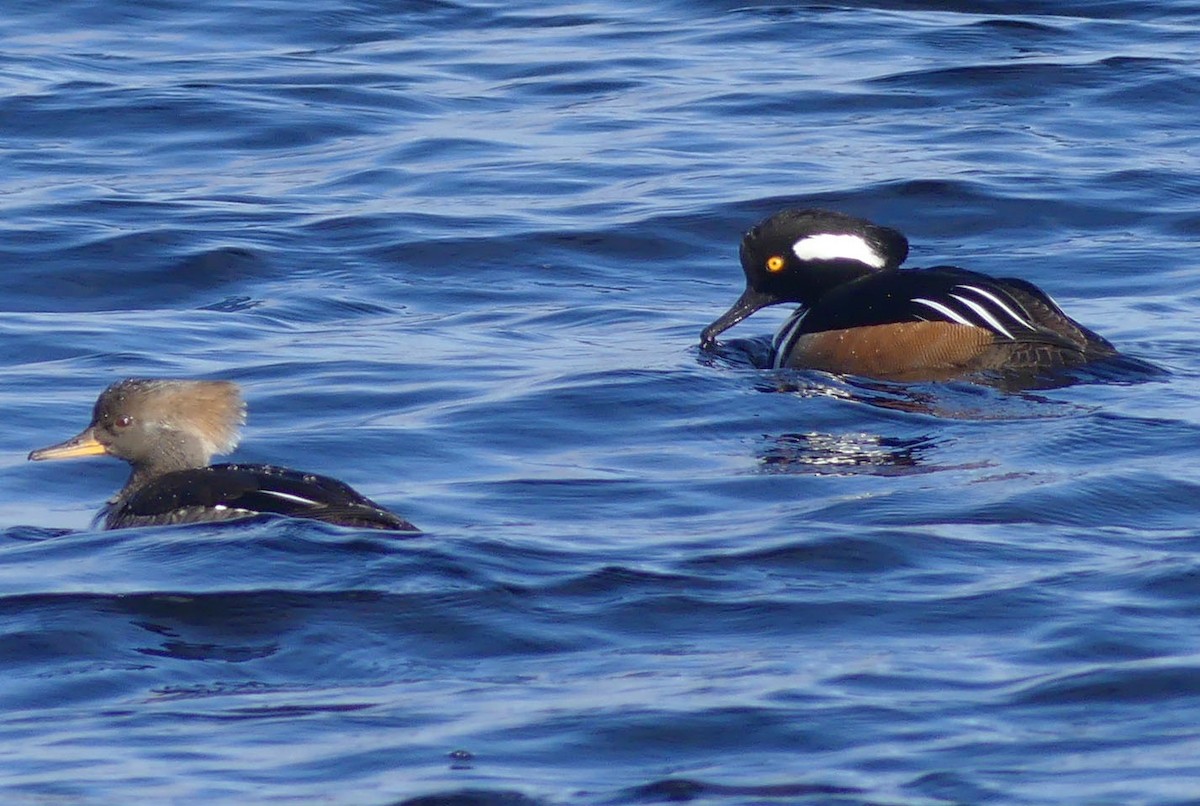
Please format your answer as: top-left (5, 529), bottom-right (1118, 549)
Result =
top-left (2, 0), bottom-right (1200, 803)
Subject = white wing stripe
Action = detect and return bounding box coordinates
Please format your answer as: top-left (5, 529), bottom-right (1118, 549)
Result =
top-left (259, 489), bottom-right (321, 506)
top-left (911, 297), bottom-right (975, 328)
top-left (955, 284), bottom-right (1034, 330)
top-left (950, 293), bottom-right (1015, 339)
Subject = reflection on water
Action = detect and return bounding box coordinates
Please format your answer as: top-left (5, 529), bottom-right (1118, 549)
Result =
top-left (752, 372), bottom-right (1085, 421)
top-left (759, 431), bottom-right (970, 477)
top-left (2, 0), bottom-right (1198, 802)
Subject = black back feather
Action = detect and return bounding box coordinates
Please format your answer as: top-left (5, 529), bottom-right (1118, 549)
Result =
top-left (799, 266), bottom-right (1093, 352)
top-left (107, 463), bottom-right (418, 532)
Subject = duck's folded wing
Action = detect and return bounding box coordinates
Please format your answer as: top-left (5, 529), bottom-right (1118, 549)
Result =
top-left (993, 275), bottom-right (1117, 354)
top-left (111, 464), bottom-right (418, 531)
top-left (799, 267), bottom-right (1083, 350)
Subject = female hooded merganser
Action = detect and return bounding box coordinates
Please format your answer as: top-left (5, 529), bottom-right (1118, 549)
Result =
top-left (28, 379), bottom-right (418, 532)
top-left (700, 209), bottom-right (1120, 382)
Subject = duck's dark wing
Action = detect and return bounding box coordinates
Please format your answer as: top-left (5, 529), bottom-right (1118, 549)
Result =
top-left (796, 267), bottom-right (1087, 349)
top-left (990, 275), bottom-right (1116, 356)
top-left (105, 463), bottom-right (419, 532)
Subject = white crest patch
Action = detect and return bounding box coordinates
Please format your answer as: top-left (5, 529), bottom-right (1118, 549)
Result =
top-left (792, 234), bottom-right (886, 268)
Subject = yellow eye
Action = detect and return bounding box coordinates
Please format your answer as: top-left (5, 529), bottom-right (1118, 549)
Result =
top-left (766, 255), bottom-right (786, 273)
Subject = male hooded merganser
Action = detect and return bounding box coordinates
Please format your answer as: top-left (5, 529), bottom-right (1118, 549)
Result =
top-left (28, 379), bottom-right (418, 532)
top-left (700, 209), bottom-right (1120, 381)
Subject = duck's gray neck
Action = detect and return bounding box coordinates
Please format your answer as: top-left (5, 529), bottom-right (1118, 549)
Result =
top-left (117, 431), bottom-right (213, 498)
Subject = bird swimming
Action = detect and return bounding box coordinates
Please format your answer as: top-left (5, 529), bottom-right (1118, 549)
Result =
top-left (701, 208), bottom-right (1121, 382)
top-left (28, 378), bottom-right (418, 532)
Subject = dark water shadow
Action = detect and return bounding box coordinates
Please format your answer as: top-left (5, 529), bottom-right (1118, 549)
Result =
top-left (0, 526), bottom-right (77, 543)
top-left (613, 777), bottom-right (867, 804)
top-left (396, 791), bottom-right (545, 806)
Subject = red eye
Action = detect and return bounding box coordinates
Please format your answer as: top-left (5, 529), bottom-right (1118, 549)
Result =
top-left (114, 415), bottom-right (133, 429)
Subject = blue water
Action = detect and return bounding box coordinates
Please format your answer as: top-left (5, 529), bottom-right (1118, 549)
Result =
top-left (3, 1), bottom-right (1200, 802)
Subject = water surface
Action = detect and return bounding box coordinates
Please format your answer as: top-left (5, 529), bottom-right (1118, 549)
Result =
top-left (2, 1), bottom-right (1200, 803)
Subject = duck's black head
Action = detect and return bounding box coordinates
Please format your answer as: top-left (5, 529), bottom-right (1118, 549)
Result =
top-left (29, 379), bottom-right (246, 486)
top-left (701, 209), bottom-right (909, 347)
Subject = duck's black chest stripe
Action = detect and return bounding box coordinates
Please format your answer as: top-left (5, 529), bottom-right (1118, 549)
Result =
top-left (772, 308), bottom-right (809, 370)
top-left (910, 283), bottom-right (1035, 339)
